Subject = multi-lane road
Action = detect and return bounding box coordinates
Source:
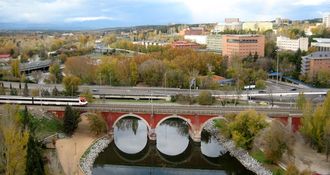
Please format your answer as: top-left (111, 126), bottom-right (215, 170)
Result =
top-left (2, 81), bottom-right (328, 102)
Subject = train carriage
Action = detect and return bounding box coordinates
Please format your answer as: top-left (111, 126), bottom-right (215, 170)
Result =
top-left (0, 96), bottom-right (88, 106)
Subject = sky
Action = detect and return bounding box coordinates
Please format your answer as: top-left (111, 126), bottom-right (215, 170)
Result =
top-left (0, 0), bottom-right (329, 30)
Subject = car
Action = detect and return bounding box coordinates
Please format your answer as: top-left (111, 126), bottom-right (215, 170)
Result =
top-left (290, 88), bottom-right (297, 91)
top-left (258, 90), bottom-right (267, 93)
top-left (92, 89), bottom-right (99, 92)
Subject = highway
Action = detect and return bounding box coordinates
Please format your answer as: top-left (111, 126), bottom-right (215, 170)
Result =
top-left (2, 81), bottom-right (329, 101)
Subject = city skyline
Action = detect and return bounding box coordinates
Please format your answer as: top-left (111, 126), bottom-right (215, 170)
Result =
top-left (0, 0), bottom-right (329, 30)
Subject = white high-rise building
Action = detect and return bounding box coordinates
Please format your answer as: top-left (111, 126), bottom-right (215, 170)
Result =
top-left (323, 13), bottom-right (330, 28)
top-left (276, 36), bottom-right (309, 52)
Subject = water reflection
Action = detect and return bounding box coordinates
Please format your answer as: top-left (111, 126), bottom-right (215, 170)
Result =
top-left (201, 130), bottom-right (227, 158)
top-left (156, 119), bottom-right (190, 156)
top-left (95, 117), bottom-right (255, 175)
top-left (114, 117), bottom-right (148, 154)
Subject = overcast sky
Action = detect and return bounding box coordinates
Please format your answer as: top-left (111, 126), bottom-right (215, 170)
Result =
top-left (0, 0), bottom-right (329, 29)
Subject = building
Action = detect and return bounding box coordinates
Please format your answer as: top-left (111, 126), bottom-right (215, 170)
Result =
top-left (276, 36), bottom-right (309, 52)
top-left (225, 18), bottom-right (240, 23)
top-left (184, 35), bottom-right (207, 45)
top-left (0, 54), bottom-right (11, 62)
top-left (222, 34), bottom-right (265, 59)
top-left (172, 40), bottom-right (200, 49)
top-left (301, 51), bottom-right (330, 77)
top-left (133, 41), bottom-right (169, 47)
top-left (213, 22), bottom-right (242, 33)
top-left (311, 38), bottom-right (330, 51)
top-left (323, 13), bottom-right (330, 28)
top-left (179, 27), bottom-right (204, 36)
top-left (207, 34), bottom-right (222, 51)
top-left (242, 22), bottom-right (273, 31)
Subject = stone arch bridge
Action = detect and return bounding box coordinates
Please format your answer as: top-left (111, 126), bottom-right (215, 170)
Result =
top-left (46, 104), bottom-right (302, 142)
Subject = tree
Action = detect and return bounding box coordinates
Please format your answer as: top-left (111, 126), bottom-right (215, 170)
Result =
top-left (0, 85), bottom-right (5, 95)
top-left (255, 79), bottom-right (266, 89)
top-left (52, 86), bottom-right (60, 96)
top-left (296, 93), bottom-right (307, 110)
top-left (41, 89), bottom-right (50, 97)
top-left (263, 120), bottom-right (295, 163)
top-left (63, 105), bottom-right (80, 136)
top-left (62, 75), bottom-right (81, 96)
top-left (25, 135), bottom-right (45, 175)
top-left (9, 84), bottom-right (17, 96)
top-left (217, 110), bottom-right (268, 149)
top-left (197, 91), bottom-right (214, 105)
top-left (31, 71), bottom-right (42, 83)
top-left (49, 63), bottom-right (62, 84)
top-left (325, 116), bottom-right (330, 161)
top-left (130, 60), bottom-right (138, 86)
top-left (138, 59), bottom-right (165, 86)
top-left (0, 105), bottom-right (29, 175)
top-left (11, 59), bottom-right (20, 78)
top-left (23, 82), bottom-right (29, 96)
top-left (86, 113), bottom-right (107, 136)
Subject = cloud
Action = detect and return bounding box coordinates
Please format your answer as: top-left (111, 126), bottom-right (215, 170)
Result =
top-left (65, 16), bottom-right (115, 22)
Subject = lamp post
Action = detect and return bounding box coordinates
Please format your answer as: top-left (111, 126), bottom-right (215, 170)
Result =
top-left (276, 49), bottom-right (279, 85)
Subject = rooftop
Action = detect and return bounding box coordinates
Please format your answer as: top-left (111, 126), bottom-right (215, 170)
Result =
top-left (304, 51), bottom-right (330, 59)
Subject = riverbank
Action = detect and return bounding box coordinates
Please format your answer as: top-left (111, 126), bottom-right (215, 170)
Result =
top-left (55, 116), bottom-right (96, 175)
top-left (204, 122), bottom-right (272, 175)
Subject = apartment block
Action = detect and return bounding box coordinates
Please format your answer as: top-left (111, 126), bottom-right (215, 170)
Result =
top-left (276, 36), bottom-right (309, 52)
top-left (311, 38), bottom-right (330, 51)
top-left (301, 51), bottom-right (330, 77)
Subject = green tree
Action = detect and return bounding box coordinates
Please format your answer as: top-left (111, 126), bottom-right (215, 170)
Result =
top-left (63, 105), bottom-right (80, 136)
top-left (197, 91), bottom-right (214, 105)
top-left (62, 75), bottom-right (81, 96)
top-left (217, 110), bottom-right (268, 149)
top-left (263, 120), bottom-right (295, 163)
top-left (25, 135), bottom-right (45, 175)
top-left (86, 113), bottom-right (107, 136)
top-left (9, 84), bottom-right (17, 96)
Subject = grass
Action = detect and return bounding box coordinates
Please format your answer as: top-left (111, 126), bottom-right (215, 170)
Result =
top-left (250, 149), bottom-right (286, 175)
top-left (32, 117), bottom-right (63, 139)
top-left (251, 149), bottom-right (267, 163)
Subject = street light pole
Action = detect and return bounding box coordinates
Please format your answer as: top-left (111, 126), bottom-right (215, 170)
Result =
top-left (276, 50), bottom-right (279, 85)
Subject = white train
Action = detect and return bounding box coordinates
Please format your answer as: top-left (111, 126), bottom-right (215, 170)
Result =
top-left (0, 96), bottom-right (88, 106)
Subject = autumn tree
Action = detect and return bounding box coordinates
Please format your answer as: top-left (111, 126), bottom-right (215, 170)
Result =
top-left (197, 91), bottom-right (214, 105)
top-left (11, 59), bottom-right (20, 78)
top-left (64, 56), bottom-right (96, 84)
top-left (263, 120), bottom-right (295, 163)
top-left (49, 63), bottom-right (62, 84)
top-left (216, 110), bottom-right (268, 149)
top-left (139, 59), bottom-right (165, 86)
top-left (0, 105), bottom-right (29, 175)
top-left (63, 105), bottom-right (80, 136)
top-left (86, 113), bottom-right (108, 136)
top-left (62, 75), bottom-right (81, 96)
top-left (296, 92), bottom-right (307, 110)
top-left (130, 60), bottom-right (138, 86)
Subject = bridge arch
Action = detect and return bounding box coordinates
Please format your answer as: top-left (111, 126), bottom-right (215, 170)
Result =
top-left (198, 116), bottom-right (226, 137)
top-left (112, 113), bottom-right (151, 132)
top-left (155, 114), bottom-right (193, 129)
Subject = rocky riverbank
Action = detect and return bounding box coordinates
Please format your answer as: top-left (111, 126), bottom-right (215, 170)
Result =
top-left (79, 136), bottom-right (112, 175)
top-left (204, 122), bottom-right (272, 175)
